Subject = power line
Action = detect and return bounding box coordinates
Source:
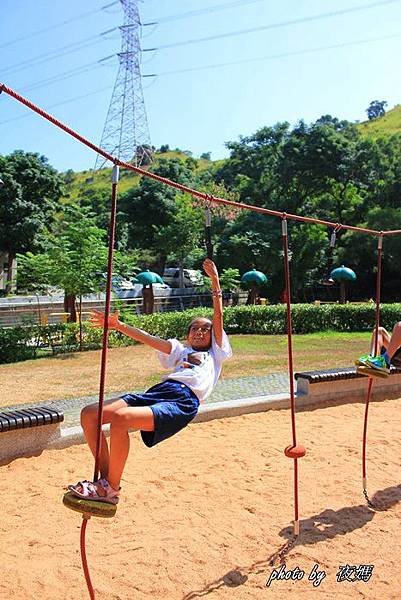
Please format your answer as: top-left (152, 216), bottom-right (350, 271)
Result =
top-left (143, 30), bottom-right (401, 77)
top-left (17, 61), bottom-right (103, 94)
top-left (0, 86), bottom-right (113, 126)
top-left (143, 0), bottom-right (401, 51)
top-left (143, 0), bottom-right (267, 26)
top-left (0, 1), bottom-right (119, 50)
top-left (1, 35), bottom-right (104, 77)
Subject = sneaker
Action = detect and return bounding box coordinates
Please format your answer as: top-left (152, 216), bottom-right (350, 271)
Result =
top-left (365, 355), bottom-right (390, 374)
top-left (355, 353), bottom-right (373, 367)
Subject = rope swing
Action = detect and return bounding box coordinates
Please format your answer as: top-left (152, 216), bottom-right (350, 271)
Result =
top-left (322, 224), bottom-right (342, 286)
top-left (281, 218), bottom-right (306, 537)
top-left (204, 205), bottom-right (214, 260)
top-left (361, 234), bottom-right (384, 509)
top-left (62, 164), bottom-right (120, 599)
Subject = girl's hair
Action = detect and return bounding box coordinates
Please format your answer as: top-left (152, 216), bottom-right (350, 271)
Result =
top-left (186, 317), bottom-right (213, 336)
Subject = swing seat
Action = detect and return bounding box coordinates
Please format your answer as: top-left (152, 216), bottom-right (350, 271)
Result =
top-left (63, 491), bottom-right (117, 519)
top-left (284, 444), bottom-right (306, 459)
top-left (356, 365), bottom-right (389, 379)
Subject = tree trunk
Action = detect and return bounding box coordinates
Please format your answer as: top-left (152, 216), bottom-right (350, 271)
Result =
top-left (142, 285), bottom-right (154, 314)
top-left (153, 255), bottom-right (167, 277)
top-left (246, 283), bottom-right (259, 305)
top-left (178, 259), bottom-right (184, 289)
top-left (149, 284), bottom-right (154, 314)
top-left (5, 252), bottom-right (15, 295)
top-left (79, 294), bottom-right (83, 350)
top-left (0, 252), bottom-right (6, 294)
top-left (64, 293), bottom-right (77, 322)
top-left (339, 281), bottom-right (346, 304)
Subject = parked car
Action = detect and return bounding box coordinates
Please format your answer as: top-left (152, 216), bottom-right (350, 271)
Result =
top-left (101, 273), bottom-right (136, 291)
top-left (163, 268), bottom-right (203, 288)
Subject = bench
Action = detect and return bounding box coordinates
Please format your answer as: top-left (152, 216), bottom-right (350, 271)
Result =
top-left (295, 366), bottom-right (401, 406)
top-left (0, 406), bottom-right (64, 462)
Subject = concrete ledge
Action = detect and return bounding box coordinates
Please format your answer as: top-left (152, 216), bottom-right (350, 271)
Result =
top-left (296, 371), bottom-right (401, 404)
top-left (49, 394), bottom-right (291, 450)
top-left (0, 423), bottom-right (62, 462)
top-left (194, 393), bottom-right (290, 422)
top-left (3, 375), bottom-right (401, 462)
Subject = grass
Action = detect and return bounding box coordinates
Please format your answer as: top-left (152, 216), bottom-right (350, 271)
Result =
top-left (0, 331), bottom-right (371, 407)
top-left (63, 150), bottom-right (216, 203)
top-left (63, 110), bottom-right (401, 205)
top-left (357, 104), bottom-right (401, 139)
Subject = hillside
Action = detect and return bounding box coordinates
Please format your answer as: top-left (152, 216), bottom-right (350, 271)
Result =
top-left (64, 107), bottom-right (401, 200)
top-left (63, 150), bottom-right (219, 202)
top-left (357, 104), bottom-right (401, 138)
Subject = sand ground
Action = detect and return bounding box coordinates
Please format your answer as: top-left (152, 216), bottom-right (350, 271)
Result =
top-left (1, 396), bottom-right (400, 599)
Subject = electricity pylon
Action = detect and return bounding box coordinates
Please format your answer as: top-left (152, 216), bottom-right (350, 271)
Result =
top-left (95, 0), bottom-right (152, 169)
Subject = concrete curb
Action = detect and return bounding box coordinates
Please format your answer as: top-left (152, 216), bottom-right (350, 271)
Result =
top-left (3, 373), bottom-right (401, 461)
top-left (46, 393), bottom-right (291, 452)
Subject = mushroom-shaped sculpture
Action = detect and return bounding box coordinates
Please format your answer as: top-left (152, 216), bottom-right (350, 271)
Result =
top-left (134, 270), bottom-right (164, 285)
top-left (330, 265), bottom-right (356, 304)
top-left (134, 270), bottom-right (164, 314)
top-left (241, 269), bottom-right (268, 305)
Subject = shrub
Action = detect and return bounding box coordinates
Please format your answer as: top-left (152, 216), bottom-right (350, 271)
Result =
top-left (0, 326), bottom-right (39, 363)
top-left (2, 303), bottom-right (401, 364)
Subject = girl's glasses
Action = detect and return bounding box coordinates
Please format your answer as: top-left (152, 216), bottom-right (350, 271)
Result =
top-left (190, 325), bottom-right (212, 333)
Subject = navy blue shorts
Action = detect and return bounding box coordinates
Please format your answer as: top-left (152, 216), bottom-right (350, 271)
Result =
top-left (381, 345), bottom-right (401, 367)
top-left (121, 379), bottom-right (199, 448)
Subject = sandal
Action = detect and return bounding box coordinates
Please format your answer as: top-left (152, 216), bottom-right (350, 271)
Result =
top-left (68, 479), bottom-right (120, 505)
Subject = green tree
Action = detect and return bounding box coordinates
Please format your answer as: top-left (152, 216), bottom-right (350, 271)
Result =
top-left (338, 207), bottom-right (401, 301)
top-left (18, 207), bottom-right (140, 346)
top-left (17, 208), bottom-right (109, 325)
top-left (366, 100), bottom-right (387, 120)
top-left (216, 211), bottom-right (327, 302)
top-left (120, 158), bottom-right (196, 272)
top-left (154, 195), bottom-right (204, 286)
top-left (0, 151), bottom-right (63, 293)
top-left (213, 117), bottom-right (394, 299)
top-left (219, 268), bottom-right (240, 292)
top-left (18, 207), bottom-right (139, 322)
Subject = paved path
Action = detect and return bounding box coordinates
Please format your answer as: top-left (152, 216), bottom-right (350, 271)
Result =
top-left (5, 373), bottom-right (290, 428)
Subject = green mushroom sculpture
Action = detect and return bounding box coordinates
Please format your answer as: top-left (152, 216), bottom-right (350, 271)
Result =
top-left (330, 265), bottom-right (356, 304)
top-left (133, 270), bottom-right (164, 314)
top-left (241, 269), bottom-right (268, 305)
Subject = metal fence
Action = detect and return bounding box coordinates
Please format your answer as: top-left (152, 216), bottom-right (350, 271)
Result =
top-left (0, 292), bottom-right (247, 328)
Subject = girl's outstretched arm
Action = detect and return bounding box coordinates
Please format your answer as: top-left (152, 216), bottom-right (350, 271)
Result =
top-left (203, 258), bottom-right (224, 348)
top-left (90, 309), bottom-right (172, 354)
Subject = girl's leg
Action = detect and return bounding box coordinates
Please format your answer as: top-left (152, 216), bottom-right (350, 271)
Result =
top-left (108, 406), bottom-right (154, 490)
top-left (387, 322), bottom-right (401, 359)
top-left (80, 398), bottom-right (128, 479)
top-left (369, 326), bottom-right (391, 355)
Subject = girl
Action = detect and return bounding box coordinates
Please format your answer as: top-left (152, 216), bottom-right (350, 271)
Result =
top-left (69, 259), bottom-right (232, 504)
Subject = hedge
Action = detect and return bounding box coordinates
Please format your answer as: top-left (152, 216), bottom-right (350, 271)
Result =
top-left (1, 303), bottom-right (401, 364)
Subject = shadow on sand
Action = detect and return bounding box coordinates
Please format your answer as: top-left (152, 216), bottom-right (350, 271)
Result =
top-left (181, 484), bottom-right (401, 599)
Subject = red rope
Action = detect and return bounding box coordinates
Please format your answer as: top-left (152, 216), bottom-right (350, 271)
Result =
top-left (383, 230), bottom-right (401, 236)
top-left (281, 219), bottom-right (301, 535)
top-left (93, 168), bottom-right (119, 482)
top-left (362, 236), bottom-right (383, 496)
top-left (0, 82), bottom-right (384, 237)
top-left (77, 167), bottom-right (120, 600)
top-left (80, 517), bottom-right (95, 600)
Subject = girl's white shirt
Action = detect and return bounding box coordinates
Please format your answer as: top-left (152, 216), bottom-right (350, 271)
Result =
top-left (157, 330), bottom-right (232, 403)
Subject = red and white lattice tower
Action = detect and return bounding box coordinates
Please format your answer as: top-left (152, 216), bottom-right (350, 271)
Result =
top-left (95, 0), bottom-right (152, 168)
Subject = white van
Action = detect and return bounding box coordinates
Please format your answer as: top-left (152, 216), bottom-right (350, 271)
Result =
top-left (163, 267), bottom-right (203, 288)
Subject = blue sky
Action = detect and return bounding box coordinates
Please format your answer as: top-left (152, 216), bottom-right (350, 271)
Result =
top-left (1, 0), bottom-right (400, 172)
